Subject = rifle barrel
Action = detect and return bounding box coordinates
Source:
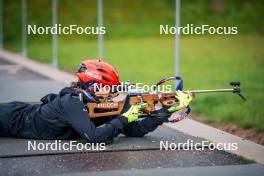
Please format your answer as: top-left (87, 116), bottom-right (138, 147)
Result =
top-left (190, 88), bottom-right (235, 93)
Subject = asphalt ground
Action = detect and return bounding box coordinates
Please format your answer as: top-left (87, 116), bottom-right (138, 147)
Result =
top-left (0, 125), bottom-right (203, 157)
top-left (0, 150), bottom-right (246, 175)
top-left (0, 56), bottom-right (263, 176)
top-left (0, 59), bottom-right (65, 103)
top-left (58, 164), bottom-right (264, 176)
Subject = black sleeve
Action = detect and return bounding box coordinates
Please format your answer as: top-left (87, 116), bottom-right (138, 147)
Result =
top-left (40, 93), bottom-right (57, 104)
top-left (60, 94), bottom-right (128, 144)
top-left (122, 116), bottom-right (163, 137)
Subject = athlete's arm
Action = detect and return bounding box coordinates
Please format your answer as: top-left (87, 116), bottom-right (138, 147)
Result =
top-left (60, 94), bottom-right (127, 144)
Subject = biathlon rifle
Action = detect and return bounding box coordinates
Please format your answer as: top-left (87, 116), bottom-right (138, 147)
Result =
top-left (85, 76), bottom-right (246, 119)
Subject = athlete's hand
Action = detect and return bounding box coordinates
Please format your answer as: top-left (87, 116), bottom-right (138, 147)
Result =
top-left (122, 103), bottom-right (148, 123)
top-left (168, 90), bottom-right (193, 113)
top-left (152, 106), bottom-right (191, 123)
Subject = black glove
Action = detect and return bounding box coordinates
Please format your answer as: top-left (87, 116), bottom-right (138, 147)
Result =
top-left (150, 108), bottom-right (172, 122)
top-left (150, 106), bottom-right (191, 123)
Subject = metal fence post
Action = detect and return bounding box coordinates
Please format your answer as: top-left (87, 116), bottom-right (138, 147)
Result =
top-left (21, 0), bottom-right (27, 57)
top-left (175, 0), bottom-right (180, 76)
top-left (98, 0), bottom-right (103, 59)
top-left (0, 0), bottom-right (3, 49)
top-left (52, 0), bottom-right (58, 68)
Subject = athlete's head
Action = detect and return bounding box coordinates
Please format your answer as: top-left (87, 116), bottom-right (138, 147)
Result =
top-left (76, 59), bottom-right (120, 90)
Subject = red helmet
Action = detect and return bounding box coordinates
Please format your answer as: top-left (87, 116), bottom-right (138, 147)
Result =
top-left (76, 59), bottom-right (120, 89)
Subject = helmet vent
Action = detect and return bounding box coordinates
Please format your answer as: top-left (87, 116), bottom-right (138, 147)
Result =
top-left (77, 64), bottom-right (86, 73)
top-left (97, 68), bottom-right (107, 73)
top-left (102, 77), bottom-right (109, 82)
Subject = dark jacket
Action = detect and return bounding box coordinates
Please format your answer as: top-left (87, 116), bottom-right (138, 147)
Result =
top-left (0, 87), bottom-right (163, 144)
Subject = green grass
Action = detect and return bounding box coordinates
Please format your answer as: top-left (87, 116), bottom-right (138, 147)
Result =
top-left (5, 34), bottom-right (264, 131)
